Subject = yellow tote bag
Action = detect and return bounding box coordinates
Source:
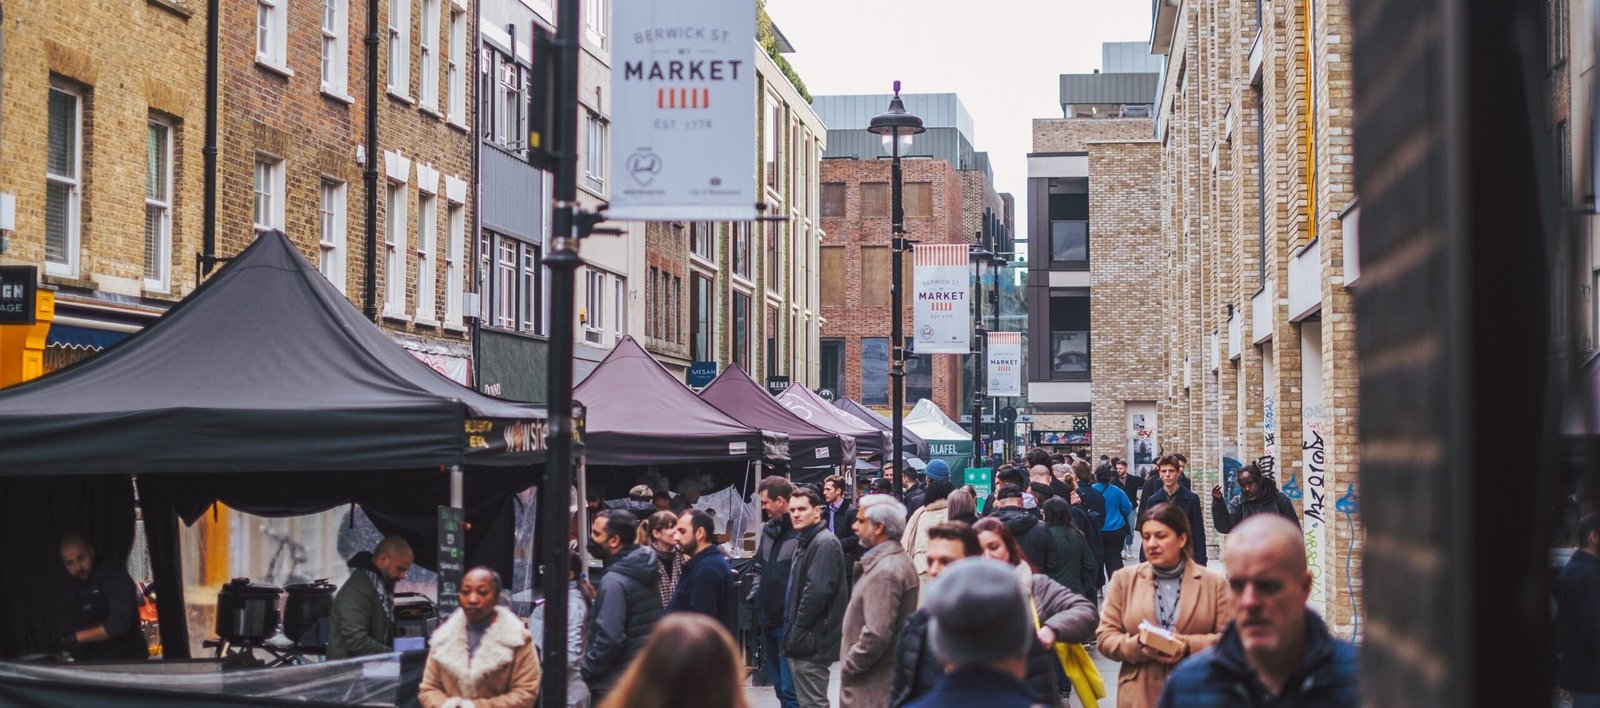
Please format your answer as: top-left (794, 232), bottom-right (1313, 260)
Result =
top-left (1029, 591), bottom-right (1107, 707)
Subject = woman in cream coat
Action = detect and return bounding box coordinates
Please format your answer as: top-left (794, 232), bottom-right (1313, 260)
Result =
top-left (1096, 502), bottom-right (1232, 708)
top-left (420, 567), bottom-right (541, 708)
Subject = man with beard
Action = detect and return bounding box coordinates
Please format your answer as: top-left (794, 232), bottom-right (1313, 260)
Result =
top-left (986, 485), bottom-right (1052, 570)
top-left (667, 509), bottom-right (736, 634)
top-left (1211, 463), bottom-right (1300, 534)
top-left (1158, 515), bottom-right (1357, 706)
top-left (55, 535), bottom-right (147, 660)
top-left (749, 476), bottom-right (801, 708)
top-left (891, 522), bottom-right (981, 706)
top-left (582, 509), bottom-right (664, 701)
top-left (328, 535), bottom-right (413, 659)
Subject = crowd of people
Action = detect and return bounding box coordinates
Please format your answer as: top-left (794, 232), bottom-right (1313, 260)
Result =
top-left (310, 447), bottom-right (1375, 708)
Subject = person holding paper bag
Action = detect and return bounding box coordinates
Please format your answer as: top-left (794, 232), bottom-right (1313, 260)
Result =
top-left (1095, 503), bottom-right (1233, 708)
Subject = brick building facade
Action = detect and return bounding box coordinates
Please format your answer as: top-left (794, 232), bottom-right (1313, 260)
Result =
top-left (1149, 0), bottom-right (1361, 638)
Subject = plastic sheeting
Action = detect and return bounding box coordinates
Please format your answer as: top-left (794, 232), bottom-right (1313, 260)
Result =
top-left (0, 652), bottom-right (425, 706)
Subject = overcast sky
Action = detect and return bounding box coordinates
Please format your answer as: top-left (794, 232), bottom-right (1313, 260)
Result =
top-left (766, 0), bottom-right (1155, 231)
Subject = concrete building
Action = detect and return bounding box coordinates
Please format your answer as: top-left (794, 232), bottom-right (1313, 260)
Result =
top-left (639, 34), bottom-right (825, 393)
top-left (814, 93), bottom-right (1012, 422)
top-left (0, 0), bottom-right (210, 373)
top-left (1026, 49), bottom-right (1162, 460)
top-left (1148, 0), bottom-right (1361, 638)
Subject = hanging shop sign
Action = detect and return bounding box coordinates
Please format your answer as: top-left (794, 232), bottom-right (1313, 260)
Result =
top-left (765, 375), bottom-right (791, 396)
top-left (987, 331), bottom-right (1022, 396)
top-left (1035, 429), bottom-right (1091, 446)
top-left (608, 0), bottom-right (757, 221)
top-left (912, 245), bottom-right (970, 354)
top-left (0, 266), bottom-right (38, 325)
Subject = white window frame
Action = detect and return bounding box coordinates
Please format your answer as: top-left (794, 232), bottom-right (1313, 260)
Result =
top-left (446, 8), bottom-right (466, 124)
top-left (387, 0), bottom-right (412, 98)
top-left (494, 235), bottom-right (517, 329)
top-left (45, 81), bottom-right (83, 278)
top-left (444, 202), bottom-right (465, 325)
top-left (321, 0), bottom-right (349, 96)
top-left (418, 0), bottom-right (440, 110)
top-left (415, 192), bottom-right (438, 322)
top-left (319, 180), bottom-right (348, 293)
top-left (253, 155), bottom-right (286, 233)
top-left (613, 276), bottom-right (625, 336)
top-left (585, 269), bottom-right (605, 336)
top-left (144, 118), bottom-right (174, 291)
top-left (584, 111), bottom-right (607, 193)
top-left (257, 0), bottom-right (290, 71)
top-left (584, 0), bottom-right (607, 47)
top-left (384, 180), bottom-right (409, 316)
top-left (495, 58), bottom-right (524, 147)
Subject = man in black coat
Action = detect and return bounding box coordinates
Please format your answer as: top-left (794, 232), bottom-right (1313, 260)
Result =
top-left (782, 487), bottom-right (849, 708)
top-left (1114, 459), bottom-right (1144, 513)
top-left (1143, 455), bottom-right (1209, 567)
top-left (582, 510), bottom-right (664, 700)
top-left (57, 535), bottom-right (148, 661)
top-left (1558, 513), bottom-right (1600, 706)
top-left (892, 522), bottom-right (981, 706)
top-left (822, 475), bottom-right (859, 563)
top-left (1211, 463), bottom-right (1300, 533)
top-left (668, 509), bottom-right (736, 634)
top-left (749, 476), bottom-right (801, 708)
top-left (987, 485), bottom-right (1053, 570)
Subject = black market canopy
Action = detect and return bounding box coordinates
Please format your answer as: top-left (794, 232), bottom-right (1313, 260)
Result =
top-left (574, 336), bottom-right (786, 467)
top-left (776, 385), bottom-right (887, 460)
top-left (699, 364), bottom-right (852, 479)
top-left (834, 396), bottom-right (932, 460)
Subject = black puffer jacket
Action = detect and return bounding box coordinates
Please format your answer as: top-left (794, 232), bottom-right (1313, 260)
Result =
top-left (889, 609), bottom-right (939, 707)
top-left (581, 545), bottom-right (663, 696)
top-left (782, 525), bottom-right (848, 663)
top-left (1211, 477), bottom-right (1300, 533)
top-left (990, 506), bottom-right (1053, 571)
top-left (748, 515), bottom-right (799, 628)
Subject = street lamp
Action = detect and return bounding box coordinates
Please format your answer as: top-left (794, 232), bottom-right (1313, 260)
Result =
top-left (868, 82), bottom-right (924, 498)
top-left (969, 238), bottom-right (994, 463)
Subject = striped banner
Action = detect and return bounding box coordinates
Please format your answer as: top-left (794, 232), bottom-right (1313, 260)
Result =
top-left (657, 88), bottom-right (712, 109)
top-left (913, 244), bottom-right (970, 354)
top-left (987, 331), bottom-right (1022, 396)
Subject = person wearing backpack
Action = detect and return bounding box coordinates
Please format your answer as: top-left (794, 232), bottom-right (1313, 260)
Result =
top-left (1094, 466), bottom-right (1136, 584)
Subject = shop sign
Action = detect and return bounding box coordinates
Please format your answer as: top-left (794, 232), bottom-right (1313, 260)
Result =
top-left (765, 376), bottom-right (791, 396)
top-left (608, 0), bottom-right (757, 221)
top-left (436, 506), bottom-right (465, 617)
top-left (686, 361), bottom-right (718, 389)
top-left (0, 266), bottom-right (37, 325)
top-left (1035, 430), bottom-right (1091, 445)
top-left (912, 245), bottom-right (970, 354)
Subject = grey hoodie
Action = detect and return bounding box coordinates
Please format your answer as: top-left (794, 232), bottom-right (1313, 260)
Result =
top-left (581, 545), bottom-right (663, 697)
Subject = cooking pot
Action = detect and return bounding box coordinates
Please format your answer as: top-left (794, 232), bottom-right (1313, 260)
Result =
top-left (283, 579), bottom-right (336, 647)
top-left (215, 578), bottom-right (282, 642)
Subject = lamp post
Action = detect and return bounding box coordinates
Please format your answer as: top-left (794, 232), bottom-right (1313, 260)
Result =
top-left (868, 82), bottom-right (924, 499)
top-left (969, 238), bottom-right (993, 463)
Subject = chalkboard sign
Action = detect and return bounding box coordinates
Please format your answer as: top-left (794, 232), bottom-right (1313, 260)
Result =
top-left (436, 506), bottom-right (465, 617)
top-left (0, 266), bottom-right (37, 325)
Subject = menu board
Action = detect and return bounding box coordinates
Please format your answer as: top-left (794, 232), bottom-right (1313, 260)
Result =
top-left (436, 506), bottom-right (465, 617)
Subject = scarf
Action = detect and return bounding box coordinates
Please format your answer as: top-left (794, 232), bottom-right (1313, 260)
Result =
top-left (365, 569), bottom-right (394, 630)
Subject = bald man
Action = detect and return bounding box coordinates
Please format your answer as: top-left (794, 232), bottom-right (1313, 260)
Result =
top-left (328, 535), bottom-right (414, 659)
top-left (57, 535), bottom-right (148, 660)
top-left (1157, 515), bottom-right (1357, 707)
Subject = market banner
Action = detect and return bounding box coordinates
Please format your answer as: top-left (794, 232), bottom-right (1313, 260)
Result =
top-left (608, 0), bottom-right (757, 221)
top-left (913, 244), bottom-right (970, 354)
top-left (987, 331), bottom-right (1021, 396)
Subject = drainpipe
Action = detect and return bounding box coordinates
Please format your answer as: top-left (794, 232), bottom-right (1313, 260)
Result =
top-left (1303, 0), bottom-right (1317, 242)
top-left (202, 0), bottom-right (220, 274)
top-left (469, 17), bottom-right (482, 389)
top-left (363, 0), bottom-right (380, 319)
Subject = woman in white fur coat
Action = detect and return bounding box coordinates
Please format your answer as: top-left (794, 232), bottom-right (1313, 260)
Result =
top-left (420, 567), bottom-right (542, 708)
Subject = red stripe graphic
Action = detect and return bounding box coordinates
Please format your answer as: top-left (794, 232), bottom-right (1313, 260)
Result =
top-left (914, 244), bottom-right (967, 267)
top-left (657, 88), bottom-right (664, 109)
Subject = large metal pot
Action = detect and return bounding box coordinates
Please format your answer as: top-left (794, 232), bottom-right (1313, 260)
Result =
top-left (282, 579), bottom-right (336, 647)
top-left (215, 578), bottom-right (282, 643)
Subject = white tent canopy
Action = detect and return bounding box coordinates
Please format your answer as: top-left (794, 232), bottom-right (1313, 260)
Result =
top-left (904, 399), bottom-right (971, 441)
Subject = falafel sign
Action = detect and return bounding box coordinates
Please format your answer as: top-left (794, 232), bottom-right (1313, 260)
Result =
top-left (913, 245), bottom-right (971, 354)
top-left (609, 0), bottom-right (757, 221)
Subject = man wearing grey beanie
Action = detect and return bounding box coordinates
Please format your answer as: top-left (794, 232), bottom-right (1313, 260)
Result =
top-left (903, 558), bottom-right (1045, 708)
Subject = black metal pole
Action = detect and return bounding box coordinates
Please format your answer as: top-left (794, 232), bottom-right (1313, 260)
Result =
top-left (890, 135), bottom-right (905, 499)
top-left (539, 0), bottom-right (581, 704)
top-left (362, 0), bottom-right (380, 319)
top-left (201, 0), bottom-right (219, 276)
top-left (972, 258), bottom-right (983, 463)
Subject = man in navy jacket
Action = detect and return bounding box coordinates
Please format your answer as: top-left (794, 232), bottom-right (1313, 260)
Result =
top-left (667, 509), bottom-right (736, 634)
top-left (1558, 513), bottom-right (1600, 707)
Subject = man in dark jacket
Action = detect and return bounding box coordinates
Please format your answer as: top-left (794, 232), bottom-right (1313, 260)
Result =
top-left (892, 522), bottom-right (982, 706)
top-left (582, 510), bottom-right (664, 700)
top-left (1211, 463), bottom-right (1300, 534)
top-left (823, 475), bottom-right (860, 563)
top-left (1158, 515), bottom-right (1357, 707)
top-left (668, 509), bottom-right (736, 634)
top-left (783, 487), bottom-right (849, 708)
top-left (56, 535), bottom-right (149, 661)
top-left (900, 470), bottom-right (927, 517)
top-left (327, 535), bottom-right (412, 659)
top-left (1115, 459), bottom-right (1144, 511)
top-left (988, 485), bottom-right (1053, 570)
top-left (903, 559), bottom-right (1039, 708)
top-left (1558, 513), bottom-right (1600, 706)
top-left (749, 476), bottom-right (801, 708)
top-left (1144, 455), bottom-right (1209, 566)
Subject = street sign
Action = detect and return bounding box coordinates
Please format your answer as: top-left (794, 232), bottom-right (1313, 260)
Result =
top-left (436, 506), bottom-right (465, 617)
top-left (999, 406), bottom-right (1018, 423)
top-left (686, 361), bottom-right (717, 389)
top-left (964, 467), bottom-right (993, 502)
top-left (816, 388), bottom-right (835, 401)
top-left (0, 266), bottom-right (37, 325)
top-left (765, 376), bottom-right (791, 396)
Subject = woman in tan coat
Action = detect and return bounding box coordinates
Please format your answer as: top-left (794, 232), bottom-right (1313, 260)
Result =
top-left (420, 567), bottom-right (542, 708)
top-left (1096, 502), bottom-right (1232, 708)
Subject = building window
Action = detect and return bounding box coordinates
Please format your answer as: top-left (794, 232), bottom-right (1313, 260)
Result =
top-left (319, 180), bottom-right (348, 292)
top-left (446, 9), bottom-right (466, 123)
top-left (495, 58), bottom-right (525, 147)
top-left (820, 246), bottom-right (845, 308)
top-left (860, 245), bottom-right (890, 307)
top-left (321, 0), bottom-right (348, 94)
top-left (445, 202), bottom-right (464, 325)
top-left (733, 222), bottom-right (751, 279)
top-left (418, 0), bottom-right (440, 109)
top-left (1557, 121), bottom-right (1572, 206)
top-left (795, 224), bottom-right (806, 307)
top-left (904, 182), bottom-right (932, 218)
top-left (1050, 292), bottom-right (1090, 377)
top-left (613, 277), bottom-right (626, 336)
top-left (45, 81), bottom-right (83, 276)
top-left (765, 221), bottom-right (780, 293)
top-left (253, 155), bottom-right (285, 233)
top-left (521, 246), bottom-right (539, 332)
top-left (647, 267), bottom-right (659, 339)
top-left (906, 337), bottom-right (933, 404)
top-left (692, 274), bottom-right (713, 360)
top-left (145, 119), bottom-right (174, 291)
top-left (483, 233), bottom-right (541, 334)
top-left (765, 95), bottom-right (782, 192)
top-left (584, 0), bottom-right (607, 47)
top-left (819, 338), bottom-right (845, 395)
top-left (1049, 192), bottom-right (1089, 265)
top-left (861, 182), bottom-right (890, 218)
top-left (690, 222), bottom-right (715, 262)
top-left (1549, 0), bottom-right (1568, 67)
top-left (861, 337), bottom-right (889, 405)
top-left (821, 183), bottom-right (845, 217)
top-left (384, 182), bottom-right (408, 315)
top-left (257, 0), bottom-right (288, 69)
top-left (766, 305), bottom-right (780, 376)
top-left (387, 0), bottom-right (411, 96)
top-left (415, 192), bottom-right (437, 321)
top-left (672, 276), bottom-right (683, 344)
top-left (585, 111), bottom-right (607, 193)
top-left (732, 291), bottom-right (751, 368)
top-left (584, 270), bottom-right (606, 343)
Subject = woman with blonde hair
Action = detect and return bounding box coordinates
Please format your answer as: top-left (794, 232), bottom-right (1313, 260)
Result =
top-left (1096, 502), bottom-right (1232, 707)
top-left (637, 510), bottom-right (684, 607)
top-left (598, 613), bottom-right (747, 708)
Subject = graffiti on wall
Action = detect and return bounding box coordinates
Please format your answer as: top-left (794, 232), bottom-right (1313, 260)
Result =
top-left (1301, 404), bottom-right (1328, 615)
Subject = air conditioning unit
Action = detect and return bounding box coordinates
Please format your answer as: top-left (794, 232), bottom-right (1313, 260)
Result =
top-left (584, 328), bottom-right (604, 345)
